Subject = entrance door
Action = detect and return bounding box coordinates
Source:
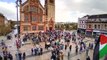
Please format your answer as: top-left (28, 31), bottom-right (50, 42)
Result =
top-left (49, 27), bottom-right (52, 31)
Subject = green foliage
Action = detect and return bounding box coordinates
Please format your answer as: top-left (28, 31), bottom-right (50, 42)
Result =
top-left (0, 24), bottom-right (12, 36)
top-left (55, 23), bottom-right (77, 30)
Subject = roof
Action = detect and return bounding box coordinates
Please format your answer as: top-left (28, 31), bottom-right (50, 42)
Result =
top-left (88, 14), bottom-right (107, 19)
top-left (0, 13), bottom-right (5, 18)
top-left (21, 0), bottom-right (28, 6)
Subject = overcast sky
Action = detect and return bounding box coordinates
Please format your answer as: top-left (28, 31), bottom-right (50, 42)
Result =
top-left (0, 0), bottom-right (107, 22)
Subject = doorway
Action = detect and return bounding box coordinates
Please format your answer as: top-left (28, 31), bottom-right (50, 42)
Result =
top-left (49, 27), bottom-right (52, 31)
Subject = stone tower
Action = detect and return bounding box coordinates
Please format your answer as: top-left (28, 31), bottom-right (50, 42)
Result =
top-left (45, 0), bottom-right (55, 30)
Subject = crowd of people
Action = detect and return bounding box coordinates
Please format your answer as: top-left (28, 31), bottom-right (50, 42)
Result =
top-left (0, 40), bottom-right (13, 60)
top-left (0, 30), bottom-right (95, 60)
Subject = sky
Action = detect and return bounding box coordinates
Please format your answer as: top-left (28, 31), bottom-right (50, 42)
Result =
top-left (0, 0), bottom-right (107, 22)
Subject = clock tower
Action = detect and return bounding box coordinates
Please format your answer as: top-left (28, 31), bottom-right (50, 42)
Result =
top-left (45, 0), bottom-right (55, 30)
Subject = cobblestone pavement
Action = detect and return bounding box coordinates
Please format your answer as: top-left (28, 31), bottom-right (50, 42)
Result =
top-left (0, 31), bottom-right (95, 60)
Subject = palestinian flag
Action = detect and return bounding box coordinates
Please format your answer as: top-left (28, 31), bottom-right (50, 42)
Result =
top-left (93, 34), bottom-right (107, 60)
top-left (99, 34), bottom-right (107, 59)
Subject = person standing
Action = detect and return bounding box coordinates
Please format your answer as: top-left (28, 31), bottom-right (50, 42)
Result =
top-left (60, 52), bottom-right (64, 60)
top-left (69, 45), bottom-right (72, 51)
top-left (75, 45), bottom-right (78, 55)
top-left (86, 47), bottom-right (89, 57)
top-left (86, 56), bottom-right (90, 60)
top-left (4, 55), bottom-right (7, 60)
top-left (40, 47), bottom-right (43, 55)
top-left (22, 52), bottom-right (26, 60)
top-left (0, 55), bottom-right (2, 60)
top-left (18, 52), bottom-right (22, 60)
top-left (8, 53), bottom-right (13, 60)
top-left (79, 45), bottom-right (82, 54)
top-left (31, 48), bottom-right (33, 55)
top-left (68, 51), bottom-right (70, 60)
top-left (65, 44), bottom-right (67, 50)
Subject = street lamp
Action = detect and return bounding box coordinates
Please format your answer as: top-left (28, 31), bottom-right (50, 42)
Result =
top-left (16, 0), bottom-right (19, 39)
top-left (16, 0), bottom-right (22, 50)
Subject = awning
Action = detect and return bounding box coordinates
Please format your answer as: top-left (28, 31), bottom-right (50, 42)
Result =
top-left (86, 29), bottom-right (93, 32)
top-left (93, 30), bottom-right (101, 32)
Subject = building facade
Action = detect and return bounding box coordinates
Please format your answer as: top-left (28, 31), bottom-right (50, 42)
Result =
top-left (20, 0), bottom-right (55, 34)
top-left (0, 13), bottom-right (5, 26)
top-left (86, 14), bottom-right (107, 37)
top-left (78, 14), bottom-right (107, 37)
top-left (78, 16), bottom-right (88, 34)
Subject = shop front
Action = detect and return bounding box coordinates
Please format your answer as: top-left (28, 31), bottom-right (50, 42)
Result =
top-left (93, 30), bottom-right (101, 38)
top-left (101, 30), bottom-right (107, 35)
top-left (86, 29), bottom-right (93, 37)
top-left (77, 28), bottom-right (86, 35)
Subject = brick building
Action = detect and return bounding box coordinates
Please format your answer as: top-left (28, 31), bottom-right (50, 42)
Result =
top-left (20, 0), bottom-right (55, 34)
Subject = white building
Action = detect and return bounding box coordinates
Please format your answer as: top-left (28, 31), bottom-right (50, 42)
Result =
top-left (77, 15), bottom-right (88, 34)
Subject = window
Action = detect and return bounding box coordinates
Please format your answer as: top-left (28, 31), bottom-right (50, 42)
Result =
top-left (94, 25), bottom-right (97, 29)
top-left (105, 24), bottom-right (107, 29)
top-left (23, 26), bottom-right (28, 31)
top-left (38, 26), bottom-right (44, 30)
top-left (89, 25), bottom-right (91, 28)
top-left (32, 26), bottom-right (36, 30)
top-left (24, 15), bottom-right (29, 22)
top-left (32, 16), bottom-right (37, 21)
top-left (98, 25), bottom-right (100, 29)
top-left (105, 24), bottom-right (107, 27)
top-left (30, 6), bottom-right (37, 12)
top-left (38, 16), bottom-right (42, 22)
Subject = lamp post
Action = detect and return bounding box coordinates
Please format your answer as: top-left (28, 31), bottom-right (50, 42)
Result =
top-left (16, 0), bottom-right (19, 38)
top-left (16, 0), bottom-right (21, 50)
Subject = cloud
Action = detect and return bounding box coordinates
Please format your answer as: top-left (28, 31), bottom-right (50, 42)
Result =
top-left (0, 0), bottom-right (107, 22)
top-left (0, 1), bottom-right (16, 20)
top-left (64, 0), bottom-right (107, 14)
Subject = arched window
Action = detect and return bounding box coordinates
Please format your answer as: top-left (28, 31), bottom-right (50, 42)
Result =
top-left (89, 25), bottom-right (91, 28)
top-left (30, 6), bottom-right (37, 13)
top-left (94, 25), bottom-right (97, 29)
top-left (24, 15), bottom-right (29, 22)
top-left (38, 16), bottom-right (42, 22)
top-left (31, 16), bottom-right (37, 22)
top-left (98, 25), bottom-right (100, 29)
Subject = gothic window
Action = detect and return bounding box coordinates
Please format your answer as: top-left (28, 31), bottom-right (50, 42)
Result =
top-left (32, 16), bottom-right (37, 22)
top-left (38, 26), bottom-right (44, 30)
top-left (38, 16), bottom-right (42, 22)
top-left (24, 15), bottom-right (29, 22)
top-left (23, 26), bottom-right (28, 31)
top-left (32, 26), bottom-right (36, 30)
top-left (30, 6), bottom-right (37, 13)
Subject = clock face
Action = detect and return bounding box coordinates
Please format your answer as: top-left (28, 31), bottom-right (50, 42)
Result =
top-left (50, 0), bottom-right (54, 3)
